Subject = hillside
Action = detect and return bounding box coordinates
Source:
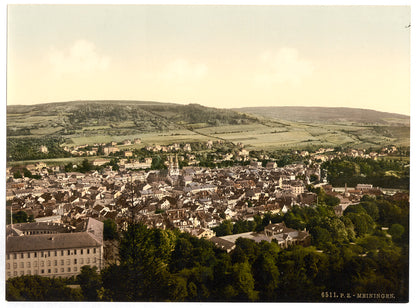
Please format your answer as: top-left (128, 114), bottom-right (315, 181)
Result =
top-left (7, 101), bottom-right (410, 162)
top-left (233, 106), bottom-right (410, 126)
top-left (7, 100), bottom-right (258, 138)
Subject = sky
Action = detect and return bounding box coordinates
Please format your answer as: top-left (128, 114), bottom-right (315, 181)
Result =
top-left (6, 3), bottom-right (412, 115)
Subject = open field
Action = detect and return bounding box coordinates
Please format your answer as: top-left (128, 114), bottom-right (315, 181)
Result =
top-left (7, 101), bottom-right (410, 162)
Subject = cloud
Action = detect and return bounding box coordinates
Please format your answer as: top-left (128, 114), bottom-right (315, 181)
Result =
top-left (48, 40), bottom-right (110, 75)
top-left (161, 58), bottom-right (207, 83)
top-left (255, 48), bottom-right (314, 86)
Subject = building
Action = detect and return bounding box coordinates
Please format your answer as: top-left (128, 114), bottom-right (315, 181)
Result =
top-left (93, 158), bottom-right (111, 166)
top-left (356, 184), bottom-right (373, 191)
top-left (168, 155), bottom-right (180, 177)
top-left (124, 151), bottom-right (133, 157)
top-left (6, 218), bottom-right (103, 279)
top-left (103, 147), bottom-right (119, 156)
top-left (211, 222), bottom-right (310, 251)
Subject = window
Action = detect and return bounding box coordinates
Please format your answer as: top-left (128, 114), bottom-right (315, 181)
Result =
top-left (67, 267), bottom-right (71, 272)
top-left (74, 259), bottom-right (77, 265)
top-left (13, 253), bottom-right (17, 259)
top-left (48, 269), bottom-right (51, 273)
top-left (87, 249), bottom-right (90, 254)
top-left (54, 268), bottom-right (58, 273)
top-left (66, 259), bottom-right (70, 265)
top-left (67, 250), bottom-right (70, 255)
top-left (47, 260), bottom-right (51, 266)
top-left (61, 260), bottom-right (64, 265)
top-left (74, 267), bottom-right (77, 272)
top-left (34, 252), bottom-right (37, 258)
top-left (93, 248), bottom-right (96, 253)
top-left (54, 260), bottom-right (57, 266)
top-left (34, 270), bottom-right (38, 275)
top-left (27, 270), bottom-right (31, 275)
top-left (87, 258), bottom-right (90, 264)
top-left (74, 249), bottom-right (77, 255)
top-left (34, 261), bottom-right (38, 267)
top-left (13, 271), bottom-right (17, 276)
top-left (41, 269), bottom-right (44, 274)
top-left (61, 250), bottom-right (64, 256)
top-left (61, 268), bottom-right (64, 273)
top-left (54, 251), bottom-right (57, 257)
top-left (27, 252), bottom-right (31, 258)
top-left (20, 271), bottom-right (24, 276)
top-left (81, 249), bottom-right (83, 255)
top-left (41, 261), bottom-right (44, 267)
top-left (7, 272), bottom-right (11, 277)
top-left (13, 263), bottom-right (17, 269)
top-left (80, 258), bottom-right (84, 265)
top-left (41, 252), bottom-right (44, 257)
top-left (20, 262), bottom-right (24, 268)
top-left (21, 253), bottom-right (24, 259)
top-left (48, 251), bottom-right (50, 257)
top-left (93, 257), bottom-right (96, 264)
top-left (6, 263), bottom-right (10, 269)
top-left (27, 262), bottom-right (31, 268)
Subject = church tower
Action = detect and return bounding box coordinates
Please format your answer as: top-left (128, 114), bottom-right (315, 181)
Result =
top-left (168, 155), bottom-right (180, 176)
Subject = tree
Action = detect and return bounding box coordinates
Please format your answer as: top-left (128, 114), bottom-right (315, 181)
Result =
top-left (13, 210), bottom-right (29, 223)
top-left (13, 170), bottom-right (22, 178)
top-left (103, 219), bottom-right (118, 240)
top-left (345, 212), bottom-right (374, 237)
top-left (388, 224), bottom-right (405, 243)
top-left (253, 252), bottom-right (280, 300)
top-left (102, 223), bottom-right (175, 301)
top-left (79, 159), bottom-right (94, 173)
top-left (360, 201), bottom-right (379, 221)
top-left (231, 262), bottom-right (258, 301)
top-left (213, 220), bottom-right (233, 236)
top-left (6, 276), bottom-right (83, 301)
top-left (76, 266), bottom-right (102, 301)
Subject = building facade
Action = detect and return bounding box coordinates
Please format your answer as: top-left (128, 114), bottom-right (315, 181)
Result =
top-left (6, 218), bottom-right (103, 279)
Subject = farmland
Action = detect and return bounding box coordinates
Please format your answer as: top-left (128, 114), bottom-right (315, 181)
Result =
top-left (6, 100), bottom-right (410, 163)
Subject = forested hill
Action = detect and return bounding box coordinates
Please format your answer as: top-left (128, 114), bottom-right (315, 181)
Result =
top-left (233, 106), bottom-right (410, 126)
top-left (7, 100), bottom-right (258, 136)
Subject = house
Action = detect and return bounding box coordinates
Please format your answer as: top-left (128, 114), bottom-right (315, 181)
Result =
top-left (266, 161), bottom-right (277, 169)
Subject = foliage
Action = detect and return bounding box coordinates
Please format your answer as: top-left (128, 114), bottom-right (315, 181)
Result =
top-left (6, 275), bottom-right (83, 301)
top-left (7, 137), bottom-right (70, 162)
top-left (10, 210), bottom-right (35, 224)
top-left (76, 266), bottom-right (102, 301)
top-left (322, 157), bottom-right (409, 189)
top-left (6, 195), bottom-right (409, 302)
top-left (103, 219), bottom-right (118, 241)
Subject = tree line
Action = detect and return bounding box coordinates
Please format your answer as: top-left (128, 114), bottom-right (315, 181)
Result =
top-left (322, 157), bottom-right (409, 189)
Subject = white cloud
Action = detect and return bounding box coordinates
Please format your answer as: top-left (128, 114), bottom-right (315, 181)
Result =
top-left (255, 47), bottom-right (314, 86)
top-left (162, 58), bottom-right (207, 83)
top-left (48, 40), bottom-right (110, 75)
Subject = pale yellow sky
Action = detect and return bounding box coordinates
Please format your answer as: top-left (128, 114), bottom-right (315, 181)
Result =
top-left (7, 4), bottom-right (411, 115)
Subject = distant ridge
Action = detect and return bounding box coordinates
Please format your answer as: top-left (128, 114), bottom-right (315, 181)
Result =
top-left (6, 100), bottom-right (410, 160)
top-left (233, 106), bottom-right (409, 125)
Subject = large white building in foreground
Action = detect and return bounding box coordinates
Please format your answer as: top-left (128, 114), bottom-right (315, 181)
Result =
top-left (6, 217), bottom-right (103, 279)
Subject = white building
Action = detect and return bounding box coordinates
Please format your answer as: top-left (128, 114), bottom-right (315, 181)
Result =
top-left (6, 218), bottom-right (103, 279)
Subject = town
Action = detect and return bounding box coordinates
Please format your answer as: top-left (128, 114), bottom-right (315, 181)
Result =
top-left (6, 139), bottom-right (407, 280)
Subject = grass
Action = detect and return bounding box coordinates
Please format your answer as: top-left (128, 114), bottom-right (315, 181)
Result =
top-left (7, 103), bottom-right (410, 154)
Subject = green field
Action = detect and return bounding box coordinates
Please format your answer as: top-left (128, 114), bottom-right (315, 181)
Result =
top-left (7, 101), bottom-right (410, 162)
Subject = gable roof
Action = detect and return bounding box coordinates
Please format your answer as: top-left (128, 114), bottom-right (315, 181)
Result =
top-left (6, 232), bottom-right (101, 253)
